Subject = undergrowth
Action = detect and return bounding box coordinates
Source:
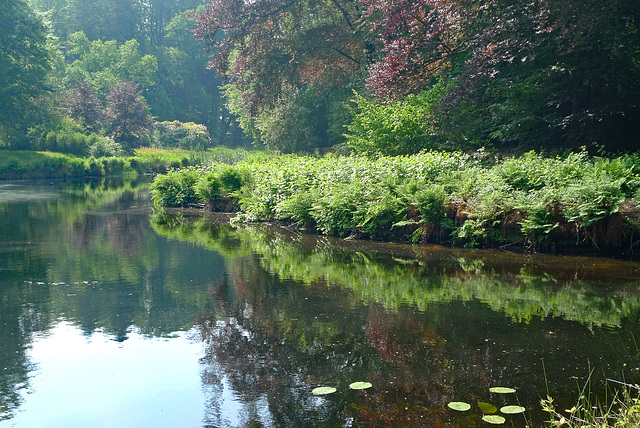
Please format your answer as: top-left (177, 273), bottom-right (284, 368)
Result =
top-left (149, 149), bottom-right (640, 253)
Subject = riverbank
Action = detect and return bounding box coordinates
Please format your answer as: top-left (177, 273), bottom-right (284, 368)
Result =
top-left (0, 148), bottom-right (199, 180)
top-left (149, 149), bottom-right (640, 256)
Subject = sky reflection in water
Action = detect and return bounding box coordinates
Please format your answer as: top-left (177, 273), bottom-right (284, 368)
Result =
top-left (8, 323), bottom-right (204, 428)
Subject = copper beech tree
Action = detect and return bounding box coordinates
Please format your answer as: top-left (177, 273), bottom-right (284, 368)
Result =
top-left (194, 0), bottom-right (640, 152)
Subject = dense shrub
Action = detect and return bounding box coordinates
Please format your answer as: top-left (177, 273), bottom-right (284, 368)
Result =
top-left (44, 129), bottom-right (90, 156)
top-left (152, 121), bottom-right (210, 151)
top-left (344, 85), bottom-right (470, 156)
top-left (193, 165), bottom-right (250, 210)
top-left (151, 149), bottom-right (640, 252)
top-left (89, 135), bottom-right (124, 157)
top-left (0, 148), bottom-right (200, 180)
top-left (150, 167), bottom-right (201, 207)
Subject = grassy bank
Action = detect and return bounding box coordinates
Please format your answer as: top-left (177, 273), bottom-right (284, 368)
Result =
top-left (150, 150), bottom-right (640, 254)
top-left (0, 148), bottom-right (204, 180)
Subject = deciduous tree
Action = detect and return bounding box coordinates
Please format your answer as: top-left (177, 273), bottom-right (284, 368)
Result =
top-left (105, 80), bottom-right (154, 153)
top-left (193, 0), bottom-right (368, 150)
top-left (63, 81), bottom-right (104, 132)
top-left (0, 0), bottom-right (52, 146)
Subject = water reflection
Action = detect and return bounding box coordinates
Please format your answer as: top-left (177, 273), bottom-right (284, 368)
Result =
top-left (0, 179), bottom-right (225, 424)
top-left (2, 180), bottom-right (640, 427)
top-left (152, 214), bottom-right (640, 329)
top-left (8, 322), bottom-right (204, 428)
top-left (152, 213), bottom-right (640, 426)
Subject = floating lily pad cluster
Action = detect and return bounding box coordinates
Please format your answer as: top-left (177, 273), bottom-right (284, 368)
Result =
top-left (447, 386), bottom-right (525, 424)
top-left (312, 381), bottom-right (372, 396)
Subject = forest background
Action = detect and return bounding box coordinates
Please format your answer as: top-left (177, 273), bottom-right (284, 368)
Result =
top-left (2, 0), bottom-right (640, 157)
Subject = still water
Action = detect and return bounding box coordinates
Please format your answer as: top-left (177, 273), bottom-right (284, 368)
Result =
top-left (1, 179), bottom-right (640, 427)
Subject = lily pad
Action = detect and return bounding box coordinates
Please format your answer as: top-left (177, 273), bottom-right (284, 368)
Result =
top-left (312, 386), bottom-right (337, 395)
top-left (349, 381), bottom-right (372, 390)
top-left (482, 415), bottom-right (506, 424)
top-left (489, 387), bottom-right (516, 394)
top-left (478, 402), bottom-right (498, 414)
top-left (500, 405), bottom-right (526, 414)
top-left (447, 401), bottom-right (471, 411)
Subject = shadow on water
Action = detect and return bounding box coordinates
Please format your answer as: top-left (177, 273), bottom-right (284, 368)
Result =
top-left (2, 179), bottom-right (640, 427)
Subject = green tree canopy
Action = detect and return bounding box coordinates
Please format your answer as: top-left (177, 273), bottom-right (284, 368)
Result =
top-left (64, 31), bottom-right (158, 97)
top-left (0, 0), bottom-right (52, 147)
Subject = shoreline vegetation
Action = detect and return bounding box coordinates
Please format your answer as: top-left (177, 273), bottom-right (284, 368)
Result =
top-left (0, 148), bottom-right (202, 180)
top-left (148, 148), bottom-right (640, 257)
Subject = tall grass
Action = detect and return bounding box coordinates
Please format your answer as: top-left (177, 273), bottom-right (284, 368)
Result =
top-left (541, 378), bottom-right (640, 427)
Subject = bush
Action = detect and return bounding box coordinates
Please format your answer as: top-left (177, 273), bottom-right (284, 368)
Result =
top-left (346, 89), bottom-right (448, 156)
top-left (150, 168), bottom-right (200, 207)
top-left (152, 121), bottom-right (210, 151)
top-left (89, 135), bottom-right (124, 157)
top-left (193, 165), bottom-right (250, 208)
top-left (149, 150), bottom-right (640, 252)
top-left (195, 172), bottom-right (222, 206)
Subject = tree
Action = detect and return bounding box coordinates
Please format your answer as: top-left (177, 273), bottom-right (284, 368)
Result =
top-left (65, 31), bottom-right (158, 98)
top-left (361, 0), bottom-right (640, 151)
top-left (150, 10), bottom-right (237, 145)
top-left (63, 81), bottom-right (104, 132)
top-left (193, 0), bottom-right (368, 150)
top-left (65, 0), bottom-right (140, 43)
top-left (0, 0), bottom-right (52, 147)
top-left (105, 80), bottom-right (154, 153)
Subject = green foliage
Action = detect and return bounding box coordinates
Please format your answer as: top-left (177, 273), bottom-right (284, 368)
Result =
top-left (195, 172), bottom-right (222, 205)
top-left (151, 149), bottom-right (640, 252)
top-left (541, 380), bottom-right (640, 428)
top-left (254, 89), bottom-right (322, 153)
top-left (0, 0), bottom-right (53, 146)
top-left (65, 31), bottom-right (157, 97)
top-left (194, 164), bottom-right (250, 207)
top-left (0, 148), bottom-right (199, 180)
top-left (215, 165), bottom-right (249, 194)
top-left (275, 192), bottom-right (317, 227)
top-left (88, 134), bottom-right (124, 157)
top-left (152, 121), bottom-right (210, 151)
top-left (33, 117), bottom-right (124, 157)
top-left (346, 90), bottom-right (446, 156)
top-left (150, 168), bottom-right (200, 207)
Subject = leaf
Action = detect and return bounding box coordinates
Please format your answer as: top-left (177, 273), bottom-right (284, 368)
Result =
top-left (482, 414), bottom-right (506, 424)
top-left (500, 405), bottom-right (525, 414)
top-left (312, 386), bottom-right (336, 395)
top-left (489, 387), bottom-right (516, 394)
top-left (447, 401), bottom-right (471, 411)
top-left (478, 402), bottom-right (498, 414)
top-left (349, 381), bottom-right (372, 390)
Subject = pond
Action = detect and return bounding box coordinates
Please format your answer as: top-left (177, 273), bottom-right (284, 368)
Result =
top-left (1, 179), bottom-right (640, 427)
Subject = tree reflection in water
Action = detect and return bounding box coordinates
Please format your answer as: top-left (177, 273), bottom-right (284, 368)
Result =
top-left (171, 218), bottom-right (640, 427)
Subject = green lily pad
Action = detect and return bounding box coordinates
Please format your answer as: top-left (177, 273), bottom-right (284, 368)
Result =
top-left (489, 387), bottom-right (516, 394)
top-left (478, 402), bottom-right (498, 414)
top-left (500, 405), bottom-right (526, 414)
top-left (312, 386), bottom-right (337, 395)
top-left (482, 414), bottom-right (506, 424)
top-left (447, 401), bottom-right (471, 411)
top-left (349, 381), bottom-right (372, 390)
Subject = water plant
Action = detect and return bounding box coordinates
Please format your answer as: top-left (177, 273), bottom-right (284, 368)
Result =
top-left (446, 386), bottom-right (525, 424)
top-left (349, 382), bottom-right (372, 390)
top-left (312, 386), bottom-right (337, 396)
top-left (448, 402), bottom-right (471, 411)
